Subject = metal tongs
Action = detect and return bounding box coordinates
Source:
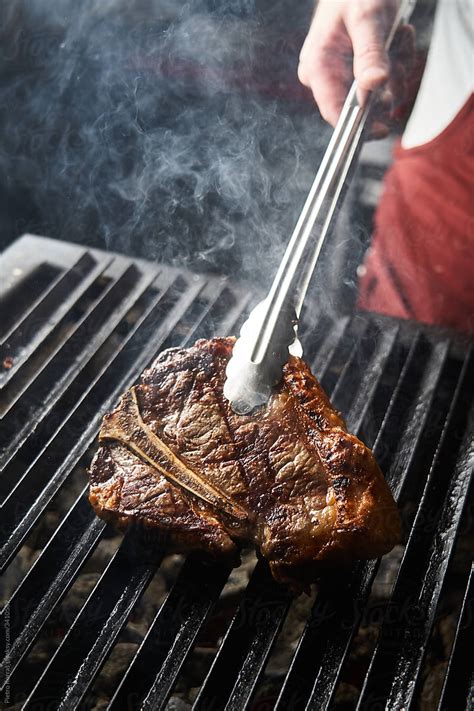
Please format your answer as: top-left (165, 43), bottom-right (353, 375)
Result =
top-left (224, 0), bottom-right (415, 414)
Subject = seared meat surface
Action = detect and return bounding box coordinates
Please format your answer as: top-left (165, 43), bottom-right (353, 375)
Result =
top-left (89, 338), bottom-right (401, 588)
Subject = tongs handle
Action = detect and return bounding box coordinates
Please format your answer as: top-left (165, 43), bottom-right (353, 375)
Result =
top-left (251, 0), bottom-right (415, 366)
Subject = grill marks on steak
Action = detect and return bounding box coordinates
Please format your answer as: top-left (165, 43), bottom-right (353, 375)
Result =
top-left (89, 337), bottom-right (401, 588)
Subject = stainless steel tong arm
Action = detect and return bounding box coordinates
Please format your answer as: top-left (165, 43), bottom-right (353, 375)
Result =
top-left (224, 0), bottom-right (416, 414)
top-left (252, 82), bottom-right (367, 365)
top-left (252, 0), bottom-right (415, 364)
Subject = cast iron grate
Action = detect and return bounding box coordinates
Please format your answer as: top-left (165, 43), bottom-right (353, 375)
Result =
top-left (0, 235), bottom-right (472, 710)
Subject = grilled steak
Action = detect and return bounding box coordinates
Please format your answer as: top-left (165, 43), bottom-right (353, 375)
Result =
top-left (89, 337), bottom-right (401, 589)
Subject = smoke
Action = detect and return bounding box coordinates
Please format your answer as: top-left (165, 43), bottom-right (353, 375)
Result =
top-left (0, 0), bottom-right (329, 285)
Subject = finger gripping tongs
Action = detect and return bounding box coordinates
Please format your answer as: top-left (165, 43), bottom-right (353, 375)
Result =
top-left (223, 0), bottom-right (415, 415)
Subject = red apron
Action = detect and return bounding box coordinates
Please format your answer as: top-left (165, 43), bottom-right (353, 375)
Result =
top-left (357, 94), bottom-right (474, 333)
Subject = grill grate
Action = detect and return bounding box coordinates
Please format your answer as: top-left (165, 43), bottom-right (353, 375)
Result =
top-left (0, 235), bottom-right (472, 710)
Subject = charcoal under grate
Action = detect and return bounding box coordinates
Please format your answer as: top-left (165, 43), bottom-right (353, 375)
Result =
top-left (0, 234), bottom-right (472, 711)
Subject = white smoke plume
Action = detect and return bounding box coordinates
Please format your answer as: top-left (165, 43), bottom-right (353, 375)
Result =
top-left (0, 0), bottom-right (330, 287)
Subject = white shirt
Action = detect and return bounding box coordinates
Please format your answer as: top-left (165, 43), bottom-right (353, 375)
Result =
top-left (402, 0), bottom-right (474, 148)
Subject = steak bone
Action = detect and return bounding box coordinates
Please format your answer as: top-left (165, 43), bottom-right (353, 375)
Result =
top-left (99, 387), bottom-right (249, 524)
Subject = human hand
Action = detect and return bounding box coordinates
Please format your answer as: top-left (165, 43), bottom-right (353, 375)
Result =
top-left (298, 0), bottom-right (415, 137)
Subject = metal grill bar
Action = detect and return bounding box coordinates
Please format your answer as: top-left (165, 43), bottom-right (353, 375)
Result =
top-left (374, 336), bottom-right (450, 486)
top-left (344, 326), bottom-right (400, 435)
top-left (0, 251), bottom-right (96, 347)
top-left (0, 252), bottom-right (109, 385)
top-left (330, 321), bottom-right (383, 416)
top-left (297, 312), bottom-right (332, 365)
top-left (1, 260), bottom-right (144, 415)
top-left (358, 350), bottom-right (474, 710)
top-left (318, 317), bottom-right (368, 394)
top-left (310, 315), bottom-right (350, 381)
top-left (438, 564), bottom-right (474, 711)
top-left (273, 347), bottom-right (411, 710)
top-left (162, 282), bottom-right (232, 350)
top-left (93, 287), bottom-right (251, 710)
top-left (193, 561), bottom-right (293, 711)
top-left (0, 264), bottom-right (115, 415)
top-left (110, 556), bottom-right (230, 710)
top-left (23, 527), bottom-right (164, 710)
top-left (2, 260), bottom-right (162, 467)
top-left (0, 489), bottom-right (105, 687)
top-left (187, 285), bottom-right (252, 343)
top-left (0, 262), bottom-right (59, 340)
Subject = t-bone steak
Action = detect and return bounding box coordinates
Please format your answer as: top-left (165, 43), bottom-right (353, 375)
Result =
top-left (89, 337), bottom-right (401, 589)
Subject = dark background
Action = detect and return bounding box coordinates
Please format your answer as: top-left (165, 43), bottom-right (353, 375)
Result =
top-left (0, 0), bottom-right (435, 307)
top-left (0, 1), bottom-right (325, 280)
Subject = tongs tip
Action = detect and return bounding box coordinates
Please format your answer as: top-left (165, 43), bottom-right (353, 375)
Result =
top-left (224, 299), bottom-right (298, 414)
